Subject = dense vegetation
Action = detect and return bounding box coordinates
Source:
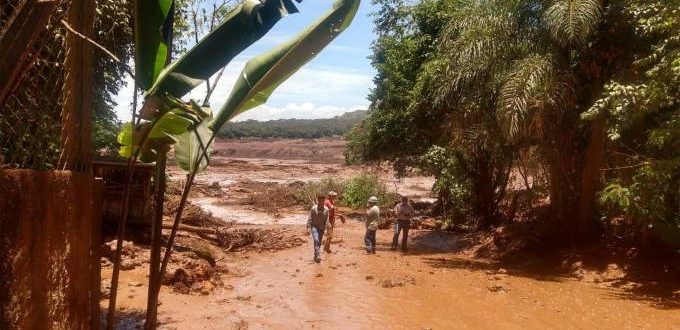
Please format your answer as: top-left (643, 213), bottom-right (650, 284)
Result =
top-left (346, 0), bottom-right (679, 246)
top-left (217, 110), bottom-right (366, 139)
top-left (93, 0), bottom-right (134, 154)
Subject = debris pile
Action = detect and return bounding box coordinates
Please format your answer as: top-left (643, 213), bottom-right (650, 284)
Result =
top-left (163, 259), bottom-right (223, 295)
top-left (164, 194), bottom-right (224, 228)
top-left (101, 240), bottom-right (148, 270)
top-left (216, 227), bottom-right (307, 252)
top-left (380, 275), bottom-right (416, 288)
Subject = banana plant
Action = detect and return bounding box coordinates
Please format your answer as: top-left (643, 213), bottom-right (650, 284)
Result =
top-left (121, 0), bottom-right (361, 172)
top-left (109, 0), bottom-right (361, 328)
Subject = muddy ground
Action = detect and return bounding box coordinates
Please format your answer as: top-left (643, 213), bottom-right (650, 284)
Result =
top-left (102, 138), bottom-right (680, 329)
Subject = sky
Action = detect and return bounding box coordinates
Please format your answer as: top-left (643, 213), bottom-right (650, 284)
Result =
top-left (114, 0), bottom-right (377, 122)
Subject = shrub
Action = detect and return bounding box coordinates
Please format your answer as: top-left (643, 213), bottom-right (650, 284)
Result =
top-left (249, 183), bottom-right (299, 214)
top-left (293, 177), bottom-right (345, 206)
top-left (341, 172), bottom-right (397, 208)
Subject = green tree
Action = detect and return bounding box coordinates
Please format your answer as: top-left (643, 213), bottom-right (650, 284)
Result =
top-left (434, 0), bottom-right (639, 239)
top-left (350, 0), bottom-right (679, 243)
top-left (348, 0), bottom-right (513, 227)
top-left (591, 0), bottom-right (680, 246)
top-left (92, 0), bottom-right (134, 155)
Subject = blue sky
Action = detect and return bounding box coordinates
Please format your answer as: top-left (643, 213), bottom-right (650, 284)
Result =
top-left (114, 0), bottom-right (377, 122)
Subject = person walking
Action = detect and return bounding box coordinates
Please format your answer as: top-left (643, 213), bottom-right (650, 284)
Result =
top-left (323, 191), bottom-right (345, 253)
top-left (364, 196), bottom-right (380, 254)
top-left (307, 195), bottom-right (330, 263)
top-left (392, 195), bottom-right (415, 252)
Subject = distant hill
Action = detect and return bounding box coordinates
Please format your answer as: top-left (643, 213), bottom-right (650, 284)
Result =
top-left (217, 110), bottom-right (367, 139)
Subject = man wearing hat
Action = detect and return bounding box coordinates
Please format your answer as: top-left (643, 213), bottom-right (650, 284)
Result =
top-left (324, 191), bottom-right (345, 253)
top-left (364, 196), bottom-right (380, 254)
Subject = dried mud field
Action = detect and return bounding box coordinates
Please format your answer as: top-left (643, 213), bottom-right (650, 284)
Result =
top-left (102, 138), bottom-right (680, 330)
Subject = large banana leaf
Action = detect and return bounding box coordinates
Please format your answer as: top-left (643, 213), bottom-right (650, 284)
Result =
top-left (147, 0), bottom-right (300, 98)
top-left (174, 119), bottom-right (213, 172)
top-left (174, 101), bottom-right (214, 172)
top-left (135, 0), bottom-right (174, 90)
top-left (212, 0), bottom-right (361, 130)
top-left (117, 100), bottom-right (207, 162)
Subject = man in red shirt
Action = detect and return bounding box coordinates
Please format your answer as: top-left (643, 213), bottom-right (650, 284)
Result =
top-left (323, 191), bottom-right (344, 253)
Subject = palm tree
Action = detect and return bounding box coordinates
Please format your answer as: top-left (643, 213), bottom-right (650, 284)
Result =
top-left (434, 0), bottom-right (632, 240)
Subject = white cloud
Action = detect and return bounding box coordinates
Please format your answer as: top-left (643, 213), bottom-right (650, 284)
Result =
top-left (328, 44), bottom-right (368, 54)
top-left (114, 52), bottom-right (374, 123)
top-left (186, 61), bottom-right (372, 115)
top-left (231, 103), bottom-right (367, 121)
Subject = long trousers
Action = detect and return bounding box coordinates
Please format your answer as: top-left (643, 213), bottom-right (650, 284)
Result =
top-left (364, 229), bottom-right (376, 253)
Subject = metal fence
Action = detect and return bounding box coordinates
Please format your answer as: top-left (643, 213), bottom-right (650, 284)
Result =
top-left (0, 0), bottom-right (70, 170)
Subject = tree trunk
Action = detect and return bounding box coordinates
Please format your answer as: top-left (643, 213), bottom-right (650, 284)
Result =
top-left (546, 125), bottom-right (582, 242)
top-left (472, 153), bottom-right (496, 228)
top-left (59, 0), bottom-right (95, 172)
top-left (578, 116), bottom-right (606, 239)
top-left (145, 151), bottom-right (166, 329)
top-left (546, 114), bottom-right (604, 243)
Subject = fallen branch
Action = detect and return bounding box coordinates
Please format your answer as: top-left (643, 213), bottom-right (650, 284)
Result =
top-left (162, 222), bottom-right (220, 235)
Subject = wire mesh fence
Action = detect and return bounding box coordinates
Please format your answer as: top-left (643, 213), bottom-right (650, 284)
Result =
top-left (0, 0), bottom-right (70, 170)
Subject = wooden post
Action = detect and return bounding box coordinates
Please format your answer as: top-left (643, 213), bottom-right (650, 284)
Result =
top-left (58, 0), bottom-right (96, 172)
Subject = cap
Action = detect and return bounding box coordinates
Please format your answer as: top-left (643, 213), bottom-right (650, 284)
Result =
top-left (328, 191), bottom-right (338, 196)
top-left (368, 196), bottom-right (378, 203)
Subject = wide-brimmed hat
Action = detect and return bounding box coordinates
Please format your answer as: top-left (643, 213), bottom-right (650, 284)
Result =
top-left (367, 196), bottom-right (378, 203)
top-left (328, 191), bottom-right (338, 196)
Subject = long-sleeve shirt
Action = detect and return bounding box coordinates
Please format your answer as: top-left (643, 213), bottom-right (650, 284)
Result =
top-left (366, 205), bottom-right (380, 230)
top-left (307, 205), bottom-right (329, 229)
top-left (394, 202), bottom-right (415, 221)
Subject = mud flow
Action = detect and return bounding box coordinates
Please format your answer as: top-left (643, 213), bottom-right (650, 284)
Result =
top-left (102, 138), bottom-right (679, 330)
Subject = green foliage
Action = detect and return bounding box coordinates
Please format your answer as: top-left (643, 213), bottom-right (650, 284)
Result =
top-left (218, 110), bottom-right (366, 139)
top-left (119, 0), bottom-right (361, 176)
top-left (117, 97), bottom-right (212, 163)
top-left (350, 0), bottom-right (678, 241)
top-left (347, 0), bottom-right (514, 226)
top-left (135, 0), bottom-right (174, 90)
top-left (421, 146), bottom-right (472, 220)
top-left (341, 172), bottom-right (398, 209)
top-left (174, 102), bottom-right (213, 172)
top-left (172, 0), bottom-right (236, 56)
top-left (345, 0), bottom-right (456, 163)
top-left (589, 0), bottom-right (680, 246)
top-left (92, 0), bottom-right (133, 155)
top-left (147, 0), bottom-right (299, 98)
top-left (213, 0), bottom-right (361, 129)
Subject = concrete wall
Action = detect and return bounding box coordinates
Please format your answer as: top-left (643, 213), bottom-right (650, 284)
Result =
top-left (0, 170), bottom-right (102, 329)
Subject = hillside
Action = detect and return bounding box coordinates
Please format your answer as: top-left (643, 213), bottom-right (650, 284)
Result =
top-left (217, 110), bottom-right (366, 139)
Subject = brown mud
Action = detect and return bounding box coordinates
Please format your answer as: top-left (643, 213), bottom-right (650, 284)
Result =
top-left (103, 222), bottom-right (680, 329)
top-left (102, 138), bottom-right (680, 329)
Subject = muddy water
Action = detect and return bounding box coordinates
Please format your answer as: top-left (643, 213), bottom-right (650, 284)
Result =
top-left (133, 141), bottom-right (679, 328)
top-left (173, 155), bottom-right (435, 226)
top-left (108, 222), bottom-right (680, 329)
top-left (215, 224), bottom-right (680, 329)
top-left (193, 198), bottom-right (306, 225)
